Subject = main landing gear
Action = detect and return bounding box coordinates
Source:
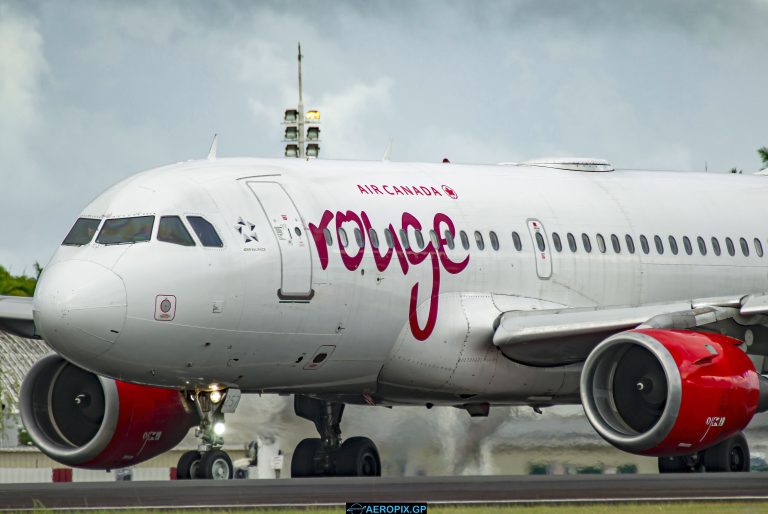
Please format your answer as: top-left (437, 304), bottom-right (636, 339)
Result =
top-left (291, 396), bottom-right (382, 477)
top-left (658, 432), bottom-right (750, 473)
top-left (177, 388), bottom-right (239, 480)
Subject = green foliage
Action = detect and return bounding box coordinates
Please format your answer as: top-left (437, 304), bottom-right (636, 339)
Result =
top-left (758, 146), bottom-right (768, 167)
top-left (616, 463), bottom-right (638, 474)
top-left (0, 265), bottom-right (38, 297)
top-left (528, 462), bottom-right (548, 475)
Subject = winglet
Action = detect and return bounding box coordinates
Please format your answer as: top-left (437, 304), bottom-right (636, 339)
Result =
top-left (207, 134), bottom-right (219, 160)
top-left (382, 139), bottom-right (394, 162)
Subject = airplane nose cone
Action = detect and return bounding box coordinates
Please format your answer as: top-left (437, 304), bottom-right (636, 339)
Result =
top-left (34, 260), bottom-right (126, 363)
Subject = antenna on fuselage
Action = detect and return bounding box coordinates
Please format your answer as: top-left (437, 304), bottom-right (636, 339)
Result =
top-left (207, 133), bottom-right (218, 160)
top-left (382, 139), bottom-right (394, 161)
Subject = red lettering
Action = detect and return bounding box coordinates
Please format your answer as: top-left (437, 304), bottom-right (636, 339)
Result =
top-left (383, 185), bottom-right (394, 195)
top-left (401, 186), bottom-right (413, 195)
top-left (336, 211), bottom-right (365, 271)
top-left (308, 210), bottom-right (334, 270)
top-left (357, 184), bottom-right (369, 194)
top-left (430, 187), bottom-right (442, 196)
top-left (393, 186), bottom-right (404, 195)
top-left (371, 185), bottom-right (383, 194)
top-left (413, 187), bottom-right (423, 196)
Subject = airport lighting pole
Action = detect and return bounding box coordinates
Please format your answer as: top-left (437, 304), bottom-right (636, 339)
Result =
top-left (284, 43), bottom-right (321, 158)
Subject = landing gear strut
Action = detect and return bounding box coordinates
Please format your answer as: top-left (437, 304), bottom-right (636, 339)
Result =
top-left (177, 388), bottom-right (240, 480)
top-left (291, 396), bottom-right (381, 477)
top-left (658, 432), bottom-right (750, 473)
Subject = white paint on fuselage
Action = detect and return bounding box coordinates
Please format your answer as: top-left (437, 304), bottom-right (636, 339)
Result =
top-left (35, 158), bottom-right (768, 405)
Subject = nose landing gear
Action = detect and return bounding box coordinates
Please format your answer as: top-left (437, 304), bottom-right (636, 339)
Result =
top-left (176, 388), bottom-right (240, 480)
top-left (291, 396), bottom-right (381, 477)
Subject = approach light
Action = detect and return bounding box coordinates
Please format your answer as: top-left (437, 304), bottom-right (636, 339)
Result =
top-left (306, 143), bottom-right (319, 158)
top-left (306, 110), bottom-right (320, 121)
top-left (284, 126), bottom-right (299, 141)
top-left (210, 390), bottom-right (223, 404)
top-left (213, 421), bottom-right (226, 436)
top-left (306, 126), bottom-right (320, 141)
top-left (285, 144), bottom-right (299, 158)
top-left (284, 109), bottom-right (299, 123)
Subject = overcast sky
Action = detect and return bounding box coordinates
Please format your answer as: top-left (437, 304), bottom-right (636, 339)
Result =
top-left (1, 0), bottom-right (767, 273)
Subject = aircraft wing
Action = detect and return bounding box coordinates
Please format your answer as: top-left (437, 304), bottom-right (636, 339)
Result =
top-left (0, 295), bottom-right (37, 339)
top-left (493, 294), bottom-right (768, 366)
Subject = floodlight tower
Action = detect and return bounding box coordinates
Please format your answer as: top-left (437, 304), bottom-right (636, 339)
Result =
top-left (283, 43), bottom-right (320, 158)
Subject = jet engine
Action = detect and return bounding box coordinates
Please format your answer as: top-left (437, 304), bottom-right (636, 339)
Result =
top-left (20, 354), bottom-right (198, 469)
top-left (580, 329), bottom-right (768, 456)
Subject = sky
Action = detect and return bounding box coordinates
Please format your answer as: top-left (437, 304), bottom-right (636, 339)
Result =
top-left (1, 0), bottom-right (767, 273)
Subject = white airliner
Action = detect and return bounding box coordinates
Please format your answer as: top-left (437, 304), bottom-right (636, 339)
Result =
top-left (2, 155), bottom-right (768, 479)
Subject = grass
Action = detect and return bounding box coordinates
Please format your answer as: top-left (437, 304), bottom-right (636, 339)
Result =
top-left (17, 503), bottom-right (768, 514)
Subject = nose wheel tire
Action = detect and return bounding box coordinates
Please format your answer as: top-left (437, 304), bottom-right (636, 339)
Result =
top-left (335, 437), bottom-right (381, 477)
top-left (198, 449), bottom-right (234, 480)
top-left (703, 432), bottom-right (750, 472)
top-left (176, 451), bottom-right (201, 480)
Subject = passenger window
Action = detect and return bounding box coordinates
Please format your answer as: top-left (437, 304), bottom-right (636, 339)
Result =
top-left (697, 236), bottom-right (707, 256)
top-left (682, 236), bottom-right (693, 255)
top-left (668, 236), bottom-right (679, 256)
top-left (399, 229), bottom-right (410, 249)
top-left (460, 231), bottom-right (470, 250)
top-left (625, 234), bottom-right (635, 254)
top-left (512, 231), bottom-right (522, 251)
top-left (369, 228), bottom-right (379, 249)
top-left (384, 228), bottom-right (394, 249)
top-left (640, 235), bottom-right (650, 255)
top-left (567, 233), bottom-right (577, 252)
top-left (158, 216), bottom-right (195, 246)
top-left (323, 228), bottom-right (333, 246)
top-left (535, 232), bottom-right (546, 252)
top-left (62, 218), bottom-right (101, 246)
top-left (97, 216), bottom-right (155, 245)
top-left (414, 230), bottom-right (425, 249)
top-left (352, 228), bottom-right (363, 247)
top-left (430, 230), bottom-right (439, 248)
top-left (552, 232), bottom-right (563, 252)
top-left (444, 230), bottom-right (455, 250)
top-left (475, 231), bottom-right (485, 250)
top-left (755, 238), bottom-right (764, 258)
top-left (611, 234), bottom-right (620, 253)
top-left (711, 237), bottom-right (721, 256)
top-left (726, 237), bottom-right (736, 256)
top-left (654, 235), bottom-right (664, 255)
top-left (339, 228), bottom-right (349, 248)
top-left (186, 216), bottom-right (223, 248)
top-left (581, 233), bottom-right (592, 253)
top-left (595, 234), bottom-right (606, 253)
top-left (489, 231), bottom-right (500, 251)
top-left (740, 237), bottom-right (750, 257)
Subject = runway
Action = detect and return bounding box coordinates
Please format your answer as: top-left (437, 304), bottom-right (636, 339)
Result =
top-left (1, 473), bottom-right (768, 510)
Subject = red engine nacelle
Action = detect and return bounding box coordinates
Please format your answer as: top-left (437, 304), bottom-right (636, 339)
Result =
top-left (581, 329), bottom-right (765, 456)
top-left (20, 354), bottom-right (198, 469)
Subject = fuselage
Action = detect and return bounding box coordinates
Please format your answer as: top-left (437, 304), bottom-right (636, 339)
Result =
top-left (32, 157), bottom-right (768, 406)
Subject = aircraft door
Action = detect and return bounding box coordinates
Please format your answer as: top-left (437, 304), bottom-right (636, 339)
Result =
top-left (247, 181), bottom-right (313, 300)
top-left (526, 218), bottom-right (552, 279)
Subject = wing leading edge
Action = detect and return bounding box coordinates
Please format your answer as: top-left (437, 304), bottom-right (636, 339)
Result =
top-left (0, 295), bottom-right (37, 339)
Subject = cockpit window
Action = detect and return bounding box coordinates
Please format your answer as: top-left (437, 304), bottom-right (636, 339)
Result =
top-left (62, 218), bottom-right (101, 246)
top-left (186, 216), bottom-right (223, 247)
top-left (96, 216), bottom-right (154, 245)
top-left (158, 216), bottom-right (195, 246)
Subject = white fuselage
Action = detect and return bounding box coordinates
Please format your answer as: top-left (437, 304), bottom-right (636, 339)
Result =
top-left (33, 158), bottom-right (768, 406)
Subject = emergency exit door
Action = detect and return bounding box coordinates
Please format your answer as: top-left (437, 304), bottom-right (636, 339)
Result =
top-left (527, 218), bottom-right (552, 279)
top-left (247, 182), bottom-right (313, 299)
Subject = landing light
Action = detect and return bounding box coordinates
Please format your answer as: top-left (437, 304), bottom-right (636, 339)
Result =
top-left (213, 421), bottom-right (226, 436)
top-left (210, 390), bottom-right (223, 404)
